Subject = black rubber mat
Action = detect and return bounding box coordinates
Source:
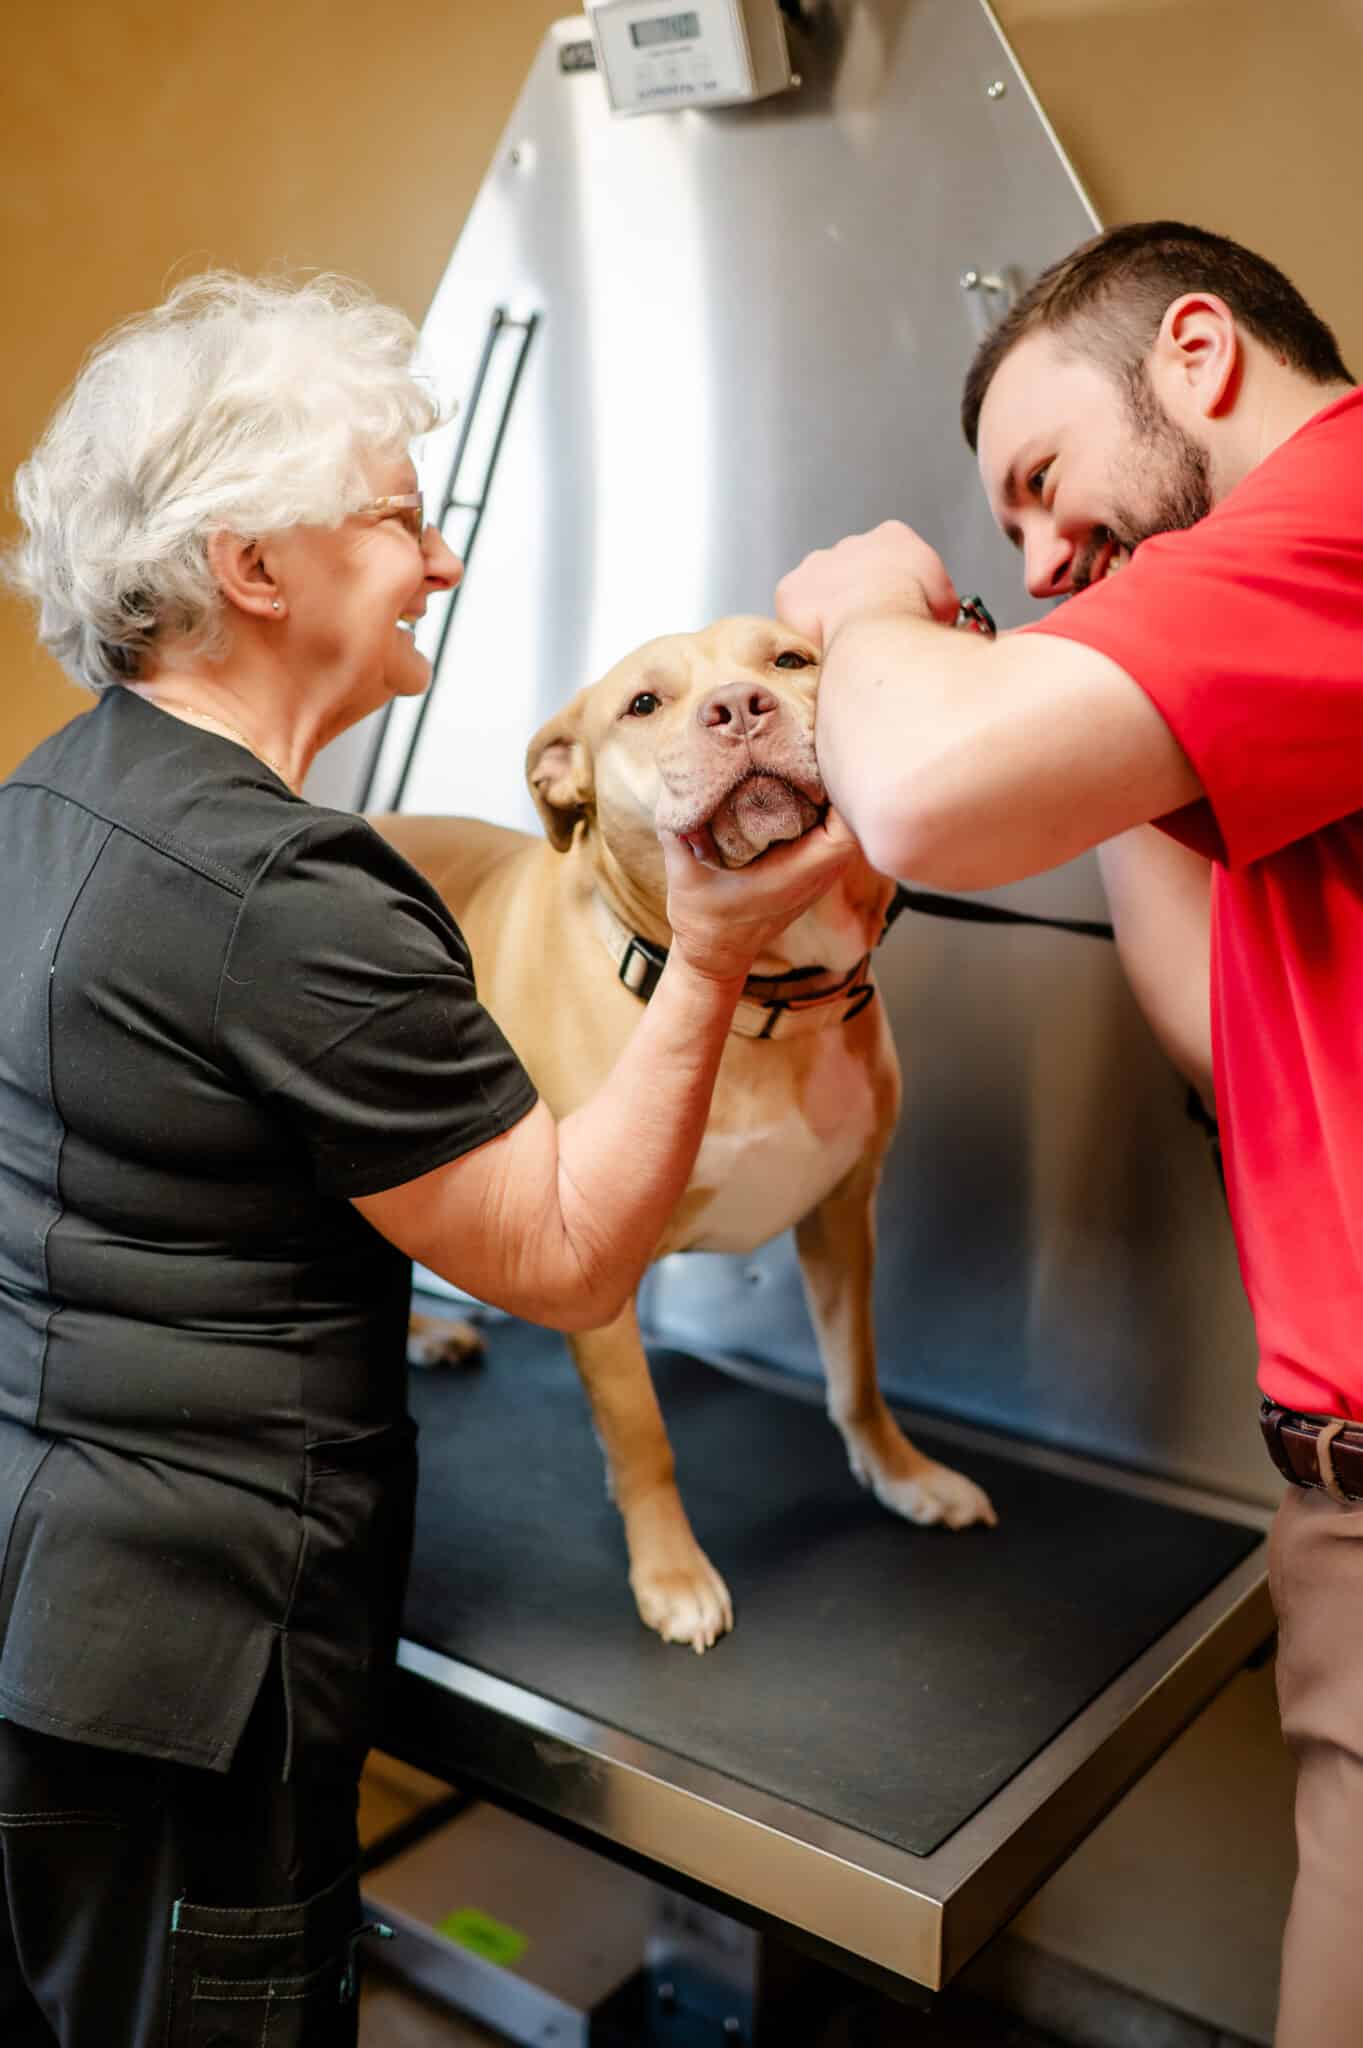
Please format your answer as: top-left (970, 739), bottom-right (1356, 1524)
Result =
top-left (401, 1321), bottom-right (1260, 1858)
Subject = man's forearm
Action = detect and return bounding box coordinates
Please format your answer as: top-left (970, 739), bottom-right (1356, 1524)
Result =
top-left (814, 611), bottom-right (998, 883)
top-left (814, 612), bottom-right (1201, 890)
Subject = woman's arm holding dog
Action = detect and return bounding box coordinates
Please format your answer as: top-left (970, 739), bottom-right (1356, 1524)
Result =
top-left (353, 813), bottom-right (856, 1330)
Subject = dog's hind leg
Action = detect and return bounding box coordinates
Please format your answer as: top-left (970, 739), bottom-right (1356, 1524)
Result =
top-left (794, 1163), bottom-right (998, 1531)
top-left (569, 1301), bottom-right (734, 1653)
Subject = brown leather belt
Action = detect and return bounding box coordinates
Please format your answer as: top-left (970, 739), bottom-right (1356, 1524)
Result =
top-left (1261, 1400), bottom-right (1363, 1502)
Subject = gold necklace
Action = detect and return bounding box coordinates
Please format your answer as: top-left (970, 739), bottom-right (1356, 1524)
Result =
top-left (159, 700), bottom-right (295, 791)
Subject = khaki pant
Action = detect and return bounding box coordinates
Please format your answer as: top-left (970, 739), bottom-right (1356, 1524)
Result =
top-left (1271, 1482), bottom-right (1363, 2047)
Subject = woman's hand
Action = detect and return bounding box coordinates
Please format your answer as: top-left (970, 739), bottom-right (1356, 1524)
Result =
top-left (775, 521), bottom-right (959, 650)
top-left (661, 808), bottom-right (859, 983)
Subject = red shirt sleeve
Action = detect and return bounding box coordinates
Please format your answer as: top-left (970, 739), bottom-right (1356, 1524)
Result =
top-left (1019, 389), bottom-right (1363, 869)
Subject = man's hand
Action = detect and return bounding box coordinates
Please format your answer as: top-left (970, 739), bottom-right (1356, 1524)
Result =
top-left (661, 808), bottom-right (858, 983)
top-left (775, 521), bottom-right (960, 650)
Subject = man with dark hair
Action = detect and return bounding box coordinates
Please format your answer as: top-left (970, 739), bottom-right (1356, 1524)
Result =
top-left (959, 219), bottom-right (1352, 452)
top-left (776, 219), bottom-right (1360, 2046)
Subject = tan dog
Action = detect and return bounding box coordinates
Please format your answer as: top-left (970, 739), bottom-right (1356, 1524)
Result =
top-left (373, 617), bottom-right (995, 1650)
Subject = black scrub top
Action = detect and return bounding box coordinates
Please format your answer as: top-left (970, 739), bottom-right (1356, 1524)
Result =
top-left (0, 687), bottom-right (536, 1773)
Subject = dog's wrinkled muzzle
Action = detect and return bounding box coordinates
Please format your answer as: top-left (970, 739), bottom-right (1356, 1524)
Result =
top-left (708, 773), bottom-right (823, 867)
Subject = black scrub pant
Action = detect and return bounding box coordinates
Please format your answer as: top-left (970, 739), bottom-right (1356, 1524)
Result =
top-left (0, 1666), bottom-right (365, 2047)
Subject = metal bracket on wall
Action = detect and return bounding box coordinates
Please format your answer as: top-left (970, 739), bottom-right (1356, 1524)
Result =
top-left (359, 306), bottom-right (540, 813)
top-left (958, 264), bottom-right (1022, 341)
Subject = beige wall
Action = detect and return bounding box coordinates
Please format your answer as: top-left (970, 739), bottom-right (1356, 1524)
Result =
top-left (999, 0), bottom-right (1363, 379)
top-left (0, 0), bottom-right (564, 766)
top-left (4, 5), bottom-right (1360, 2036)
top-left (3, 1), bottom-right (1359, 770)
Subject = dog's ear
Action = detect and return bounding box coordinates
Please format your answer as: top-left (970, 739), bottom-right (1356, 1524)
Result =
top-left (526, 692), bottom-right (594, 852)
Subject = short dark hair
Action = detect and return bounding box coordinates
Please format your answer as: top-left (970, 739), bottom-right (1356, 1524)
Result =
top-left (961, 220), bottom-right (1354, 451)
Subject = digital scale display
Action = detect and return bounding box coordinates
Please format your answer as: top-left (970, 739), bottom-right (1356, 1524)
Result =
top-left (588, 0), bottom-right (793, 116)
top-left (629, 10), bottom-right (701, 49)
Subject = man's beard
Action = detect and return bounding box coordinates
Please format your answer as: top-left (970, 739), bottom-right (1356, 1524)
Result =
top-left (1072, 367), bottom-right (1213, 591)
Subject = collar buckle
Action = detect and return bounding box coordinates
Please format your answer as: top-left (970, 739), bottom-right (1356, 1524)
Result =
top-left (618, 931), bottom-right (669, 1001)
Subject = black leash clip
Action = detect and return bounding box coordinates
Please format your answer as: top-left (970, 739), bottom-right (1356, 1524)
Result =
top-left (954, 593), bottom-right (997, 639)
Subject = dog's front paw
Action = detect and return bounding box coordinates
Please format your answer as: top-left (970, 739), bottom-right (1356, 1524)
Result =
top-left (632, 1560), bottom-right (734, 1655)
top-left (406, 1312), bottom-right (485, 1369)
top-left (871, 1460), bottom-right (998, 1531)
top-left (626, 1493), bottom-right (734, 1653)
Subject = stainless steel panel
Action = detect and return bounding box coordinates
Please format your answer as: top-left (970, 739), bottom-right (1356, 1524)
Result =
top-left (319, 1), bottom-right (1263, 1502)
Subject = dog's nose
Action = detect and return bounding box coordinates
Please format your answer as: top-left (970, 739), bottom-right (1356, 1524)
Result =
top-left (697, 681), bottom-right (780, 737)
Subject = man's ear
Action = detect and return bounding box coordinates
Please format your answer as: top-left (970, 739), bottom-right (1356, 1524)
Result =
top-left (526, 692), bottom-right (594, 851)
top-left (1154, 292), bottom-right (1241, 420)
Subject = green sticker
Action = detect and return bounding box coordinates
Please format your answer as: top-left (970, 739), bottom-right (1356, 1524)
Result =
top-left (436, 1906), bottom-right (528, 1968)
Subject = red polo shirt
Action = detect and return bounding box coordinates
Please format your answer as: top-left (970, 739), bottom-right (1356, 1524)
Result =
top-left (1026, 387), bottom-right (1363, 1420)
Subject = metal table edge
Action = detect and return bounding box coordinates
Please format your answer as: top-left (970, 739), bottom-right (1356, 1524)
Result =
top-left (387, 1538), bottom-right (1270, 1992)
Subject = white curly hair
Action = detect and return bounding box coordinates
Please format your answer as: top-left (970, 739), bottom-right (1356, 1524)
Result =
top-left (7, 272), bottom-right (442, 692)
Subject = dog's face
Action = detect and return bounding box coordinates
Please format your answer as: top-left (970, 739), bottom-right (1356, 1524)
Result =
top-left (527, 617), bottom-right (826, 878)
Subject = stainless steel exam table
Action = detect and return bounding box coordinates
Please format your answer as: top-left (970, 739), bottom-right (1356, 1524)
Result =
top-left (373, 1316), bottom-right (1269, 2006)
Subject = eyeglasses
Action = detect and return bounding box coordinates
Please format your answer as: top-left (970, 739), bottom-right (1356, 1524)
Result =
top-left (366, 492), bottom-right (426, 543)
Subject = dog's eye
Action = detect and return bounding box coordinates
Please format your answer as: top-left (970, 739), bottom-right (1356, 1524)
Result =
top-left (627, 692), bottom-right (661, 717)
top-left (773, 651), bottom-right (812, 670)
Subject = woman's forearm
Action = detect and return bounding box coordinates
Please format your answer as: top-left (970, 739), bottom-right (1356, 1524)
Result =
top-left (546, 953), bottom-right (745, 1320)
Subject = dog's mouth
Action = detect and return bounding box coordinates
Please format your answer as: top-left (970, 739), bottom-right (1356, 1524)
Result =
top-left (677, 770), bottom-right (826, 869)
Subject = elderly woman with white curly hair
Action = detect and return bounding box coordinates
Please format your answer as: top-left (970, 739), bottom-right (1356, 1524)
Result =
top-left (0, 274), bottom-right (851, 2048)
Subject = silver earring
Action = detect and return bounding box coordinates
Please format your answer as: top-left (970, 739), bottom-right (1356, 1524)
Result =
top-left (271, 600), bottom-right (281, 613)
